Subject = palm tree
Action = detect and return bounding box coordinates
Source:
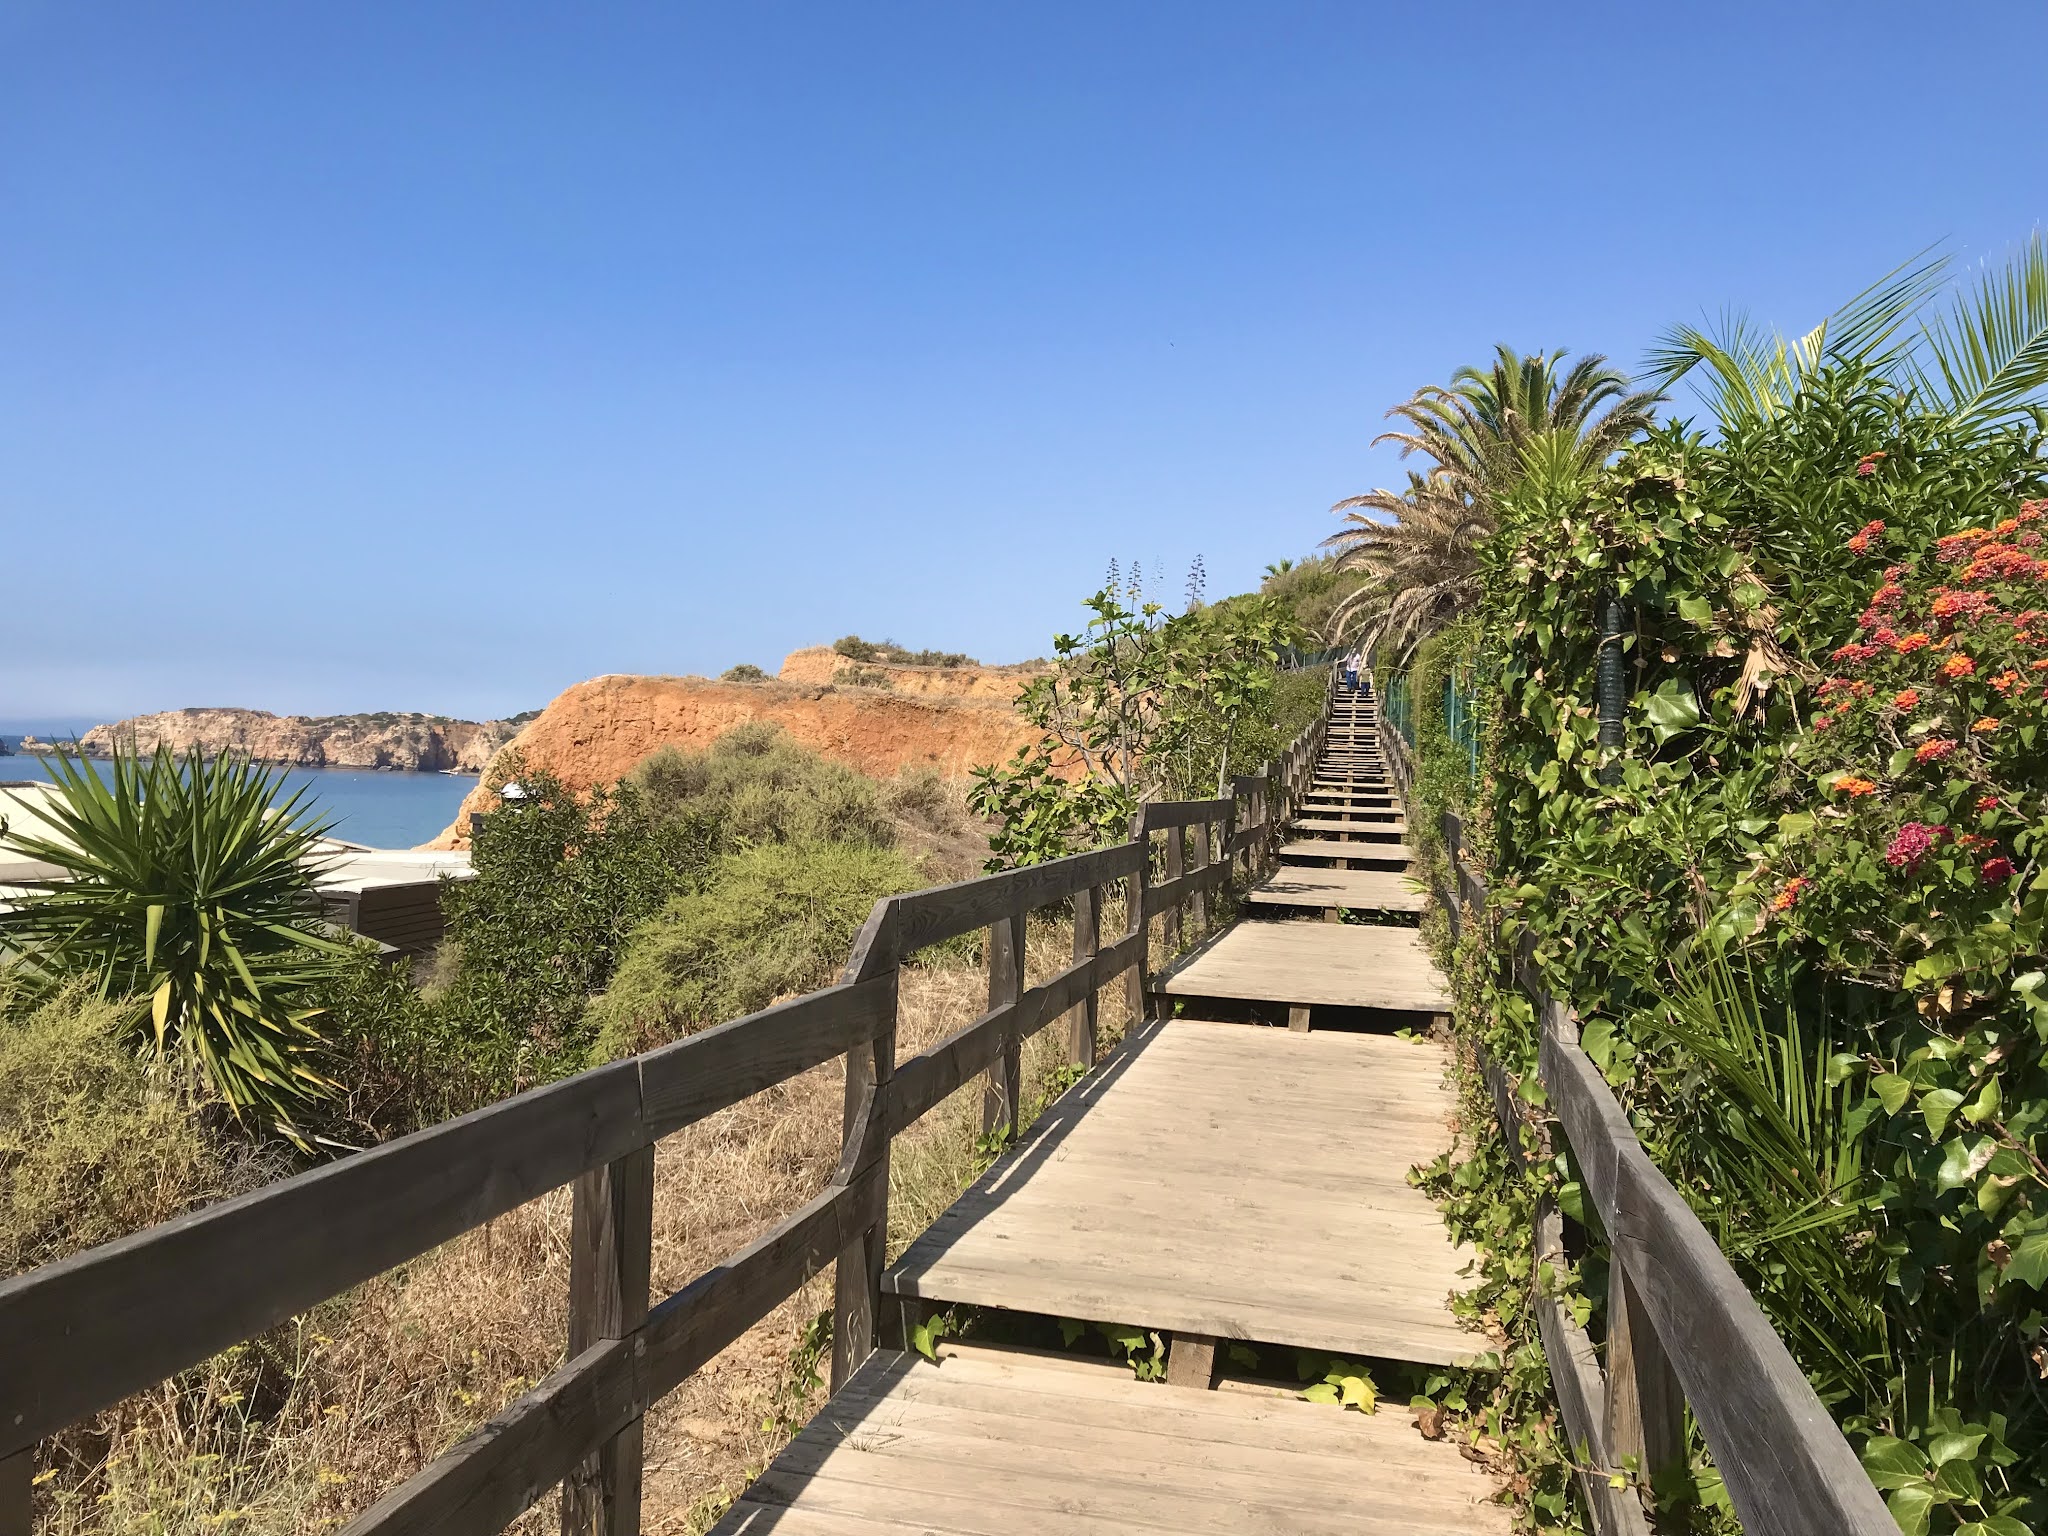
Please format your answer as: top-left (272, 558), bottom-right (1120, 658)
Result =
top-left (1325, 348), bottom-right (1659, 656)
top-left (1647, 236), bottom-right (2048, 438)
top-left (1372, 346), bottom-right (1661, 517)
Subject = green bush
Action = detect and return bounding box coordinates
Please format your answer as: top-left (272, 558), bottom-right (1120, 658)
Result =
top-left (628, 725), bottom-right (896, 851)
top-left (720, 663), bottom-right (769, 682)
top-left (585, 839), bottom-right (924, 1059)
top-left (831, 636), bottom-right (975, 667)
top-left (431, 761), bottom-right (716, 1097)
top-left (0, 984), bottom-right (225, 1274)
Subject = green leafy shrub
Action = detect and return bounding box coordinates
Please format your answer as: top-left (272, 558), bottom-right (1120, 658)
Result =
top-left (0, 747), bottom-right (354, 1138)
top-left (720, 663), bottom-right (769, 682)
top-left (831, 636), bottom-right (976, 667)
top-left (0, 983), bottom-right (226, 1274)
top-left (628, 725), bottom-right (896, 850)
top-left (968, 586), bottom-right (1303, 868)
top-left (585, 839), bottom-right (923, 1058)
top-left (432, 760), bottom-right (714, 1095)
top-left (1443, 365), bottom-right (2048, 1528)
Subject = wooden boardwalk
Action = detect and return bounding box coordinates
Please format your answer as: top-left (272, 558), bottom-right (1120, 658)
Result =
top-left (713, 1348), bottom-right (1513, 1535)
top-left (717, 679), bottom-right (1493, 1530)
top-left (884, 1018), bottom-right (1476, 1362)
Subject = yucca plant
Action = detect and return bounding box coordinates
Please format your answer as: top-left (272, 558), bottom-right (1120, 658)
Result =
top-left (0, 747), bottom-right (353, 1139)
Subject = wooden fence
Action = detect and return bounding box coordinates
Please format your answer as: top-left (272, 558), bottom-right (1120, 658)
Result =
top-left (1380, 729), bottom-right (1892, 1536)
top-left (0, 710), bottom-right (1327, 1536)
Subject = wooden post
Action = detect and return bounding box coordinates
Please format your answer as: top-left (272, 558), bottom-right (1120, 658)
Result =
top-left (1160, 824), bottom-right (1184, 957)
top-left (1165, 1333), bottom-right (1218, 1390)
top-left (1288, 1004), bottom-right (1311, 1033)
top-left (982, 911), bottom-right (1024, 1137)
top-left (1, 1449), bottom-right (30, 1536)
top-left (1125, 815), bottom-right (1151, 1026)
top-left (1605, 1255), bottom-right (1687, 1501)
top-left (832, 973), bottom-right (897, 1391)
top-left (1187, 820), bottom-right (1210, 935)
top-left (561, 1143), bottom-right (655, 1536)
top-left (1069, 883), bottom-right (1100, 1069)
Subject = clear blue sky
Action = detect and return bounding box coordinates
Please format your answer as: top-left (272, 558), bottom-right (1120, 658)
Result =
top-left (4, 1), bottom-right (2044, 725)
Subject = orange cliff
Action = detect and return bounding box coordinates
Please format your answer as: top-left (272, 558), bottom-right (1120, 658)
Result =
top-left (774, 646), bottom-right (1050, 701)
top-left (426, 664), bottom-right (1053, 849)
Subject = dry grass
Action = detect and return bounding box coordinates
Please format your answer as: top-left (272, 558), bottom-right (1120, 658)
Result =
top-left (33, 892), bottom-right (1173, 1536)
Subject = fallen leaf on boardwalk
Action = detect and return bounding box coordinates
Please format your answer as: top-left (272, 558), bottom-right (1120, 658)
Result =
top-left (1414, 1404), bottom-right (1446, 1440)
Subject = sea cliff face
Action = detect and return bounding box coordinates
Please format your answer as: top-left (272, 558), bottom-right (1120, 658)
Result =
top-left (76, 709), bottom-right (520, 773)
top-left (427, 665), bottom-right (1052, 848)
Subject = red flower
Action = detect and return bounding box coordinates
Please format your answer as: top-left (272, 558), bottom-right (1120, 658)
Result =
top-left (1977, 795), bottom-right (2001, 813)
top-left (1886, 822), bottom-right (1939, 871)
top-left (1983, 856), bottom-right (2016, 883)
top-left (1855, 457), bottom-right (1886, 480)
top-left (1771, 876), bottom-right (1809, 912)
top-left (1893, 689), bottom-right (1921, 710)
top-left (1847, 517), bottom-right (1886, 550)
top-left (1915, 738), bottom-right (1958, 764)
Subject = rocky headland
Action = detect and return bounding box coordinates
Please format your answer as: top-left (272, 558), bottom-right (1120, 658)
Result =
top-left (69, 709), bottom-right (525, 773)
top-left (428, 654), bottom-right (1056, 848)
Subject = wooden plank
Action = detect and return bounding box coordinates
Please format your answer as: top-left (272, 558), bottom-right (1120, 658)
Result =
top-left (1069, 884), bottom-right (1100, 1068)
top-left (848, 844), bottom-right (1142, 978)
top-left (983, 912), bottom-right (1025, 1136)
top-left (886, 930), bottom-right (1141, 1135)
top-left (1246, 866), bottom-right (1426, 914)
top-left (833, 973), bottom-right (896, 1392)
top-left (638, 979), bottom-right (894, 1140)
top-left (883, 1023), bottom-right (1479, 1366)
top-left (1605, 1256), bottom-right (1686, 1496)
top-left (0, 1450), bottom-right (27, 1536)
top-left (710, 1351), bottom-right (1514, 1536)
top-left (1532, 1201), bottom-right (1648, 1536)
top-left (1160, 823), bottom-right (1185, 955)
top-left (1139, 798), bottom-right (1233, 830)
top-left (561, 1146), bottom-right (656, 1536)
top-left (1165, 1333), bottom-right (1218, 1390)
top-left (1157, 922), bottom-right (1451, 1012)
top-left (1278, 839), bottom-right (1413, 865)
top-left (1538, 1021), bottom-right (1893, 1535)
top-left (0, 1057), bottom-right (644, 1458)
top-left (346, 1171), bottom-right (885, 1536)
top-left (1141, 856), bottom-right (1231, 918)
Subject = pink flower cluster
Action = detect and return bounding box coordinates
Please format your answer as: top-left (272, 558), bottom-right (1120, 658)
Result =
top-left (1885, 822), bottom-right (1946, 871)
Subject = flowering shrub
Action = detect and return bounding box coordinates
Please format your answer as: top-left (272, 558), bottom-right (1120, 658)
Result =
top-left (1765, 504), bottom-right (2048, 990)
top-left (1469, 370), bottom-right (2048, 1531)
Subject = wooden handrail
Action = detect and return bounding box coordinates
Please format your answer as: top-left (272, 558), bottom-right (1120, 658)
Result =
top-left (1379, 721), bottom-right (1890, 1536)
top-left (0, 755), bottom-right (1296, 1536)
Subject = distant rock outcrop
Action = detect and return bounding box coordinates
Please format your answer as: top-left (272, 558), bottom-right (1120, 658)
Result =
top-left (775, 646), bottom-right (1049, 702)
top-left (77, 709), bottom-right (521, 773)
top-left (428, 667), bottom-right (1053, 849)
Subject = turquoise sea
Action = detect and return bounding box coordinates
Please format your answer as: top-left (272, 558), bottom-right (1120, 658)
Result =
top-left (0, 742), bottom-right (476, 849)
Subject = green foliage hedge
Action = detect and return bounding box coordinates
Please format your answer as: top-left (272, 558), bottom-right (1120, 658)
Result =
top-left (1422, 366), bottom-right (2048, 1528)
top-left (585, 839), bottom-right (925, 1059)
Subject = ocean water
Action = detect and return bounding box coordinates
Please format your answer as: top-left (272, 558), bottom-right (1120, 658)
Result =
top-left (0, 746), bottom-right (476, 850)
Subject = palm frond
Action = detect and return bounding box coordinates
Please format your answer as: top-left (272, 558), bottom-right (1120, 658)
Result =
top-left (1916, 230), bottom-right (2048, 433)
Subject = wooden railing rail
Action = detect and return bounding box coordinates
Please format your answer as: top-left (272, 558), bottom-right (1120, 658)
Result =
top-left (0, 717), bottom-right (1321, 1536)
top-left (1379, 727), bottom-right (1891, 1536)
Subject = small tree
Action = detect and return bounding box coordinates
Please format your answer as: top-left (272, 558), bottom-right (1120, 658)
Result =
top-left (968, 586), bottom-right (1302, 867)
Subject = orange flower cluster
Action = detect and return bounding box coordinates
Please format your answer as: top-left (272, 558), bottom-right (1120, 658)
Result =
top-left (1893, 689), bottom-right (1921, 710)
top-left (1941, 654), bottom-right (1978, 679)
top-left (1848, 518), bottom-right (1887, 553)
top-left (1915, 739), bottom-right (1958, 764)
top-left (1771, 876), bottom-right (1809, 912)
top-left (1835, 775), bottom-right (1880, 797)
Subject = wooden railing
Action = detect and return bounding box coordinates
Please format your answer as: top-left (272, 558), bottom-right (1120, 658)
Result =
top-left (0, 703), bottom-right (1329, 1536)
top-left (1380, 730), bottom-right (1891, 1536)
